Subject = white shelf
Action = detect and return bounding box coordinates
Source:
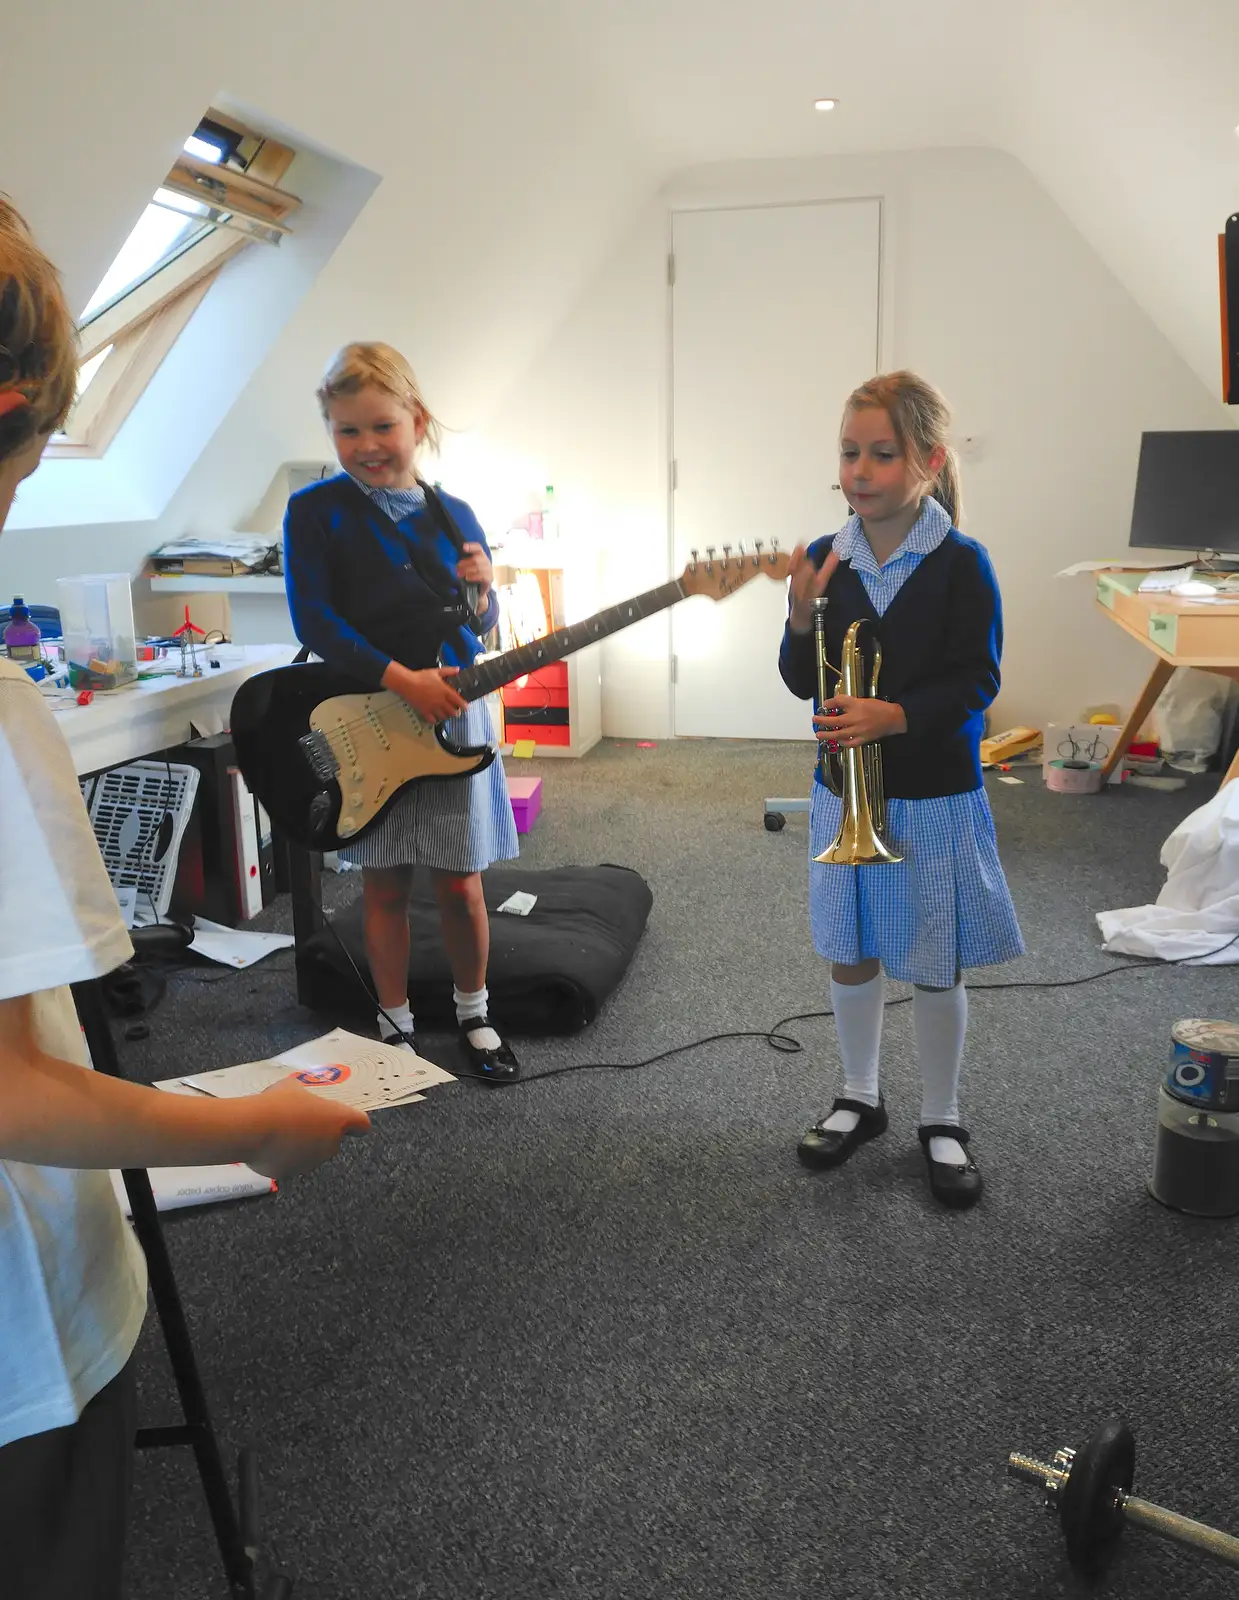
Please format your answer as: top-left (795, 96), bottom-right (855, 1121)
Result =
top-left (146, 575), bottom-right (286, 594)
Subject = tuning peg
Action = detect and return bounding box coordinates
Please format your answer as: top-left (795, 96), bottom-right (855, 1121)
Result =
top-left (706, 545), bottom-right (716, 569)
top-left (689, 547), bottom-right (699, 569)
top-left (722, 544), bottom-right (732, 566)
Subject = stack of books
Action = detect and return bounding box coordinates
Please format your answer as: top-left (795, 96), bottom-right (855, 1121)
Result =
top-left (149, 536), bottom-right (280, 578)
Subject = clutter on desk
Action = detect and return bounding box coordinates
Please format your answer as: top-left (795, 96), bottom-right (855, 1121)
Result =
top-left (148, 535), bottom-right (280, 577)
top-left (3, 596), bottom-right (41, 663)
top-left (172, 604), bottom-right (206, 677)
top-left (1056, 557), bottom-right (1187, 577)
top-left (496, 483), bottom-right (560, 549)
top-left (56, 573), bottom-right (139, 691)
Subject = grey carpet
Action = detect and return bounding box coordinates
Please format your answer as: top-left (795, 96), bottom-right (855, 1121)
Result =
top-left (118, 741), bottom-right (1239, 1599)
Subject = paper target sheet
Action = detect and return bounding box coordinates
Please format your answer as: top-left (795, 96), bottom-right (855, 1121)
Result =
top-left (174, 1028), bottom-right (456, 1112)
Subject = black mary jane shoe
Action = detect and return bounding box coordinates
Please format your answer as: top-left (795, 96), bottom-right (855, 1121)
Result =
top-left (458, 1016), bottom-right (521, 1085)
top-left (797, 1096), bottom-right (888, 1170)
top-left (917, 1124), bottom-right (983, 1209)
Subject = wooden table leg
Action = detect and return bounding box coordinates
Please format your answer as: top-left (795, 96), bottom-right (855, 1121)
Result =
top-left (1101, 657), bottom-right (1176, 781)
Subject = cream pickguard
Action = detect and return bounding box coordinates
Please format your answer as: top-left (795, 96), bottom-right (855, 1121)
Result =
top-left (306, 691), bottom-right (482, 839)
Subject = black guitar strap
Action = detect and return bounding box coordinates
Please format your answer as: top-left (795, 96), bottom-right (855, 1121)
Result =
top-left (333, 475), bottom-right (484, 640)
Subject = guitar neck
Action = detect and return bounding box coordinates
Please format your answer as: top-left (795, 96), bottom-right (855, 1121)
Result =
top-left (455, 577), bottom-right (686, 702)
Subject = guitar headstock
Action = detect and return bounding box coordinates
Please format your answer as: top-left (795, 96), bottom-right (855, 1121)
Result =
top-left (678, 541), bottom-right (791, 602)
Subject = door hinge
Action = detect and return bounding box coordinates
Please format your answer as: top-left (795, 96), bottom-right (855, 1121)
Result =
top-left (667, 253), bottom-right (676, 286)
top-left (670, 459), bottom-right (678, 492)
top-left (671, 653), bottom-right (678, 684)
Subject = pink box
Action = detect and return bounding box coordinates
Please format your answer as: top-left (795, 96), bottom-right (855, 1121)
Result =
top-left (508, 776), bottom-right (543, 834)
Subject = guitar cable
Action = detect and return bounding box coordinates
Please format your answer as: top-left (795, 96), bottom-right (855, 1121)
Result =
top-left (317, 907), bottom-right (1239, 1087)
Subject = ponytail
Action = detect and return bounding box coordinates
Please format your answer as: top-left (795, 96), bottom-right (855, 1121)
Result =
top-left (933, 446), bottom-right (962, 527)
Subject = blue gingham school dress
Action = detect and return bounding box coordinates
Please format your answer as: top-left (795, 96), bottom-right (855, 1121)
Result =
top-left (335, 482), bottom-right (518, 874)
top-left (807, 503), bottom-right (1024, 988)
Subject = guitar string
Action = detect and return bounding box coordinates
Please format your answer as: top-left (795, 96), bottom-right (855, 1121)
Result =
top-left (299, 582), bottom-right (699, 748)
top-left (303, 559), bottom-right (787, 750)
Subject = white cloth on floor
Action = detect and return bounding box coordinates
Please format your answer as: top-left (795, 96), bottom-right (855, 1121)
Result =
top-left (1096, 781), bottom-right (1239, 963)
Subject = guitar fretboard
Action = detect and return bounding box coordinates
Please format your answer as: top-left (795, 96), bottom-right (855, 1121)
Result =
top-left (456, 578), bottom-right (686, 702)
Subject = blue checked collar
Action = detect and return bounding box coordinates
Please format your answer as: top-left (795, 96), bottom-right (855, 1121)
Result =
top-left (351, 476), bottom-right (426, 519)
top-left (832, 495), bottom-right (951, 575)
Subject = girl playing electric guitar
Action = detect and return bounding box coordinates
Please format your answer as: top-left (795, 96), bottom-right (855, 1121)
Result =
top-left (283, 342), bottom-right (520, 1082)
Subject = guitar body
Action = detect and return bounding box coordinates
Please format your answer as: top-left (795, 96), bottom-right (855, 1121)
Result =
top-left (231, 662), bottom-right (494, 851)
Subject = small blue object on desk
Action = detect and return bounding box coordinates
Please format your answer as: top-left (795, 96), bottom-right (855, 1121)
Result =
top-left (508, 776), bottom-right (542, 834)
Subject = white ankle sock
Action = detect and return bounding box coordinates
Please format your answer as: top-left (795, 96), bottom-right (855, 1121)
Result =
top-left (915, 982), bottom-right (969, 1165)
top-left (454, 986), bottom-right (501, 1052)
top-left (379, 1001), bottom-right (414, 1039)
top-left (823, 973), bottom-right (884, 1133)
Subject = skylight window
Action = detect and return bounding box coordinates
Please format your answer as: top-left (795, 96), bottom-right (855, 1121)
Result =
top-left (50, 109), bottom-right (300, 459)
top-left (80, 189), bottom-right (214, 323)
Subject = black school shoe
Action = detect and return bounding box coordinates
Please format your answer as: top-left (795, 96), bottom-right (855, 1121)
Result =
top-left (917, 1124), bottom-right (983, 1209)
top-left (458, 1016), bottom-right (521, 1084)
top-left (797, 1096), bottom-right (888, 1169)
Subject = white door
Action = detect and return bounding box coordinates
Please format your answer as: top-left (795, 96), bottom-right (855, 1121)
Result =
top-left (670, 199), bottom-right (881, 739)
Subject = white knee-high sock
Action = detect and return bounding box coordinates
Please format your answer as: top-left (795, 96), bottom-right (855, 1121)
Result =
top-left (821, 973), bottom-right (884, 1133)
top-left (914, 982), bottom-right (968, 1165)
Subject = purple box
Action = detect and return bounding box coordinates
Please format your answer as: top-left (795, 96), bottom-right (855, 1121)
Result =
top-left (508, 776), bottom-right (543, 834)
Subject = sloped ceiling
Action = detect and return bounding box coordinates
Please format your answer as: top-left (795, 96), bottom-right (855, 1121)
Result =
top-left (3, 0), bottom-right (1236, 431)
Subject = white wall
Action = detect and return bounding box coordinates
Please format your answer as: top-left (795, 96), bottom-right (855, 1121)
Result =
top-left (477, 146), bottom-right (1232, 738)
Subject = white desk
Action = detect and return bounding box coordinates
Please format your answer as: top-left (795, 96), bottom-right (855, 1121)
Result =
top-left (52, 643), bottom-right (295, 776)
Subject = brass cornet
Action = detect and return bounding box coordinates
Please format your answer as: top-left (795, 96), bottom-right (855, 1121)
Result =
top-left (812, 598), bottom-right (902, 866)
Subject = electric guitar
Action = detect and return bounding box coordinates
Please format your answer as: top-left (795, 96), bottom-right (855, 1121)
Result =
top-left (231, 544), bottom-right (791, 851)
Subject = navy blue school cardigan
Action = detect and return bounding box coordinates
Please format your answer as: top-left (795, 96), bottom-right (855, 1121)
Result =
top-left (778, 529), bottom-right (1002, 800)
top-left (283, 474), bottom-right (499, 686)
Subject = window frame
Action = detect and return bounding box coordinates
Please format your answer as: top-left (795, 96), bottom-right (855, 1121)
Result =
top-left (46, 117), bottom-right (296, 461)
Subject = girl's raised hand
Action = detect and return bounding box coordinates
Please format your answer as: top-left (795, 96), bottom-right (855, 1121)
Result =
top-left (788, 546), bottom-right (840, 631)
top-left (457, 542), bottom-right (493, 597)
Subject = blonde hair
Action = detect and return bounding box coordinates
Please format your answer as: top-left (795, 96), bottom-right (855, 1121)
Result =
top-left (0, 197), bottom-right (78, 464)
top-left (316, 341), bottom-right (443, 456)
top-left (842, 370), bottom-right (962, 525)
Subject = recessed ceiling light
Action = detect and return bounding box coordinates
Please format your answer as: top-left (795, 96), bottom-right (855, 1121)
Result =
top-left (814, 98), bottom-right (838, 112)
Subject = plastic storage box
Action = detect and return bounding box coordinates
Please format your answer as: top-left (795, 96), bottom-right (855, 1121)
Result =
top-left (56, 573), bottom-right (138, 690)
top-left (508, 776), bottom-right (543, 833)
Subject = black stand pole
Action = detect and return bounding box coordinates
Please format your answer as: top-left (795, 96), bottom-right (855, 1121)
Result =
top-left (72, 979), bottom-right (294, 1600)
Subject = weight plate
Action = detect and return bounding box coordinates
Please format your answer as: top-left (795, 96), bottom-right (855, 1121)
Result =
top-left (1060, 1419), bottom-right (1136, 1576)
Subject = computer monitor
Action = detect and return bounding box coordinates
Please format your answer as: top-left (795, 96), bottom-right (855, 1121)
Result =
top-left (1128, 430), bottom-right (1239, 556)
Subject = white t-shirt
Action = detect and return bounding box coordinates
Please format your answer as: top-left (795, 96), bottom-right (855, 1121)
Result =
top-left (0, 659), bottom-right (148, 1449)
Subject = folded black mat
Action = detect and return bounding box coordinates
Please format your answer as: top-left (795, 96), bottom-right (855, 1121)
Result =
top-left (299, 863), bottom-right (653, 1034)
